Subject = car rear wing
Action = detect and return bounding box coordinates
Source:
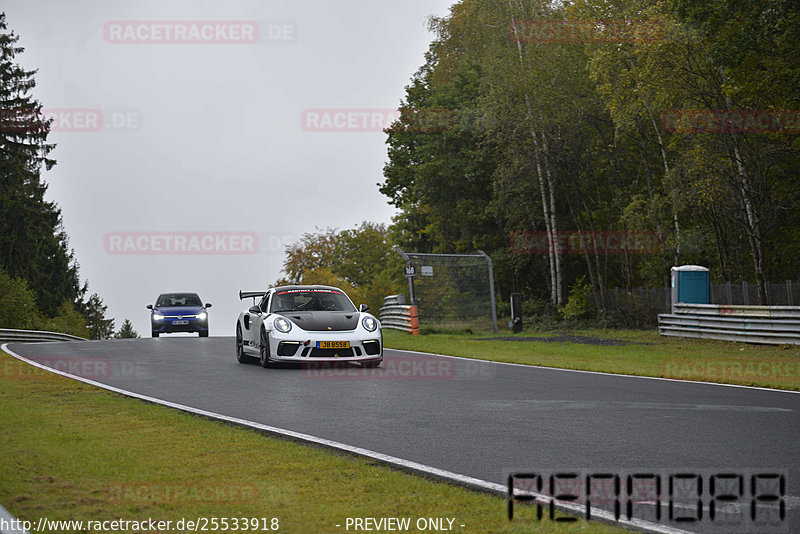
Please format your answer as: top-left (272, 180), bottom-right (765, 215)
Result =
top-left (239, 290), bottom-right (266, 301)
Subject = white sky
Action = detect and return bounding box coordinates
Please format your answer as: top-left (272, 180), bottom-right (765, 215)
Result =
top-left (4, 0), bottom-right (454, 337)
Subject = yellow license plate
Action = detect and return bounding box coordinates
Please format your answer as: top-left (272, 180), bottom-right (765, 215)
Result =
top-left (317, 341), bottom-right (350, 349)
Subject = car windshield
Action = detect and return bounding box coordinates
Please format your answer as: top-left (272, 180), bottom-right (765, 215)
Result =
top-left (270, 289), bottom-right (355, 313)
top-left (156, 293), bottom-right (202, 307)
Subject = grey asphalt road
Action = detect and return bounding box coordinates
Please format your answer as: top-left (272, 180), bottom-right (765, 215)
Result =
top-left (7, 337), bottom-right (800, 534)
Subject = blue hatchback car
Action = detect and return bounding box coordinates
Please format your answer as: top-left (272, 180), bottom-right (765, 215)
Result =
top-left (147, 293), bottom-right (211, 337)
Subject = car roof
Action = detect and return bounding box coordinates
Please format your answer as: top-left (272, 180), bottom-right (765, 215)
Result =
top-left (271, 285), bottom-right (344, 293)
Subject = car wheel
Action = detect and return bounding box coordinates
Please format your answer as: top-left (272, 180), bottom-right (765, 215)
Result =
top-left (236, 323), bottom-right (256, 364)
top-left (259, 328), bottom-right (273, 368)
top-left (199, 330), bottom-right (209, 338)
top-left (363, 360), bottom-right (382, 368)
top-left (152, 330), bottom-right (159, 338)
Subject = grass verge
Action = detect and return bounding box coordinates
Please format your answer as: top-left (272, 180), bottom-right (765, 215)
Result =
top-left (0, 349), bottom-right (627, 534)
top-left (382, 328), bottom-right (800, 391)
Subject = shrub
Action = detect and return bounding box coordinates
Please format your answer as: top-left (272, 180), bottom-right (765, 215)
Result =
top-left (0, 267), bottom-right (40, 329)
top-left (559, 276), bottom-right (595, 321)
top-left (43, 301), bottom-right (90, 338)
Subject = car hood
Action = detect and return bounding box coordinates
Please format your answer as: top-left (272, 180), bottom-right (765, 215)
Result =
top-left (279, 311), bottom-right (359, 332)
top-left (154, 306), bottom-right (205, 316)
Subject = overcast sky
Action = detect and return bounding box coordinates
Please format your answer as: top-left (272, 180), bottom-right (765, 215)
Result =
top-left (4, 0), bottom-right (455, 337)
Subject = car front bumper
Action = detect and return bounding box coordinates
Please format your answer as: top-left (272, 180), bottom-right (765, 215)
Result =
top-left (152, 318), bottom-right (208, 334)
top-left (266, 329), bottom-right (382, 364)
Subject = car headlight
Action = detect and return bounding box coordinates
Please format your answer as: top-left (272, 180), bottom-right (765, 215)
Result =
top-left (362, 316), bottom-right (377, 332)
top-left (153, 313), bottom-right (165, 321)
top-left (196, 311), bottom-right (207, 320)
top-left (274, 316), bottom-right (292, 333)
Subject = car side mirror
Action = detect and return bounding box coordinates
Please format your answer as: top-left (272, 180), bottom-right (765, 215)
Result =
top-left (249, 305), bottom-right (261, 314)
top-left (146, 304), bottom-right (153, 310)
top-left (359, 304), bottom-right (369, 312)
top-left (205, 303), bottom-right (212, 308)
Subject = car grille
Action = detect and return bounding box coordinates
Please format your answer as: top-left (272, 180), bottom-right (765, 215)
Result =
top-left (362, 340), bottom-right (381, 355)
top-left (309, 347), bottom-right (355, 358)
top-left (277, 342), bottom-right (300, 356)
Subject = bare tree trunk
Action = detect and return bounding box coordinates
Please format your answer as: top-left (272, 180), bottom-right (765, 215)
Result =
top-left (580, 232), bottom-right (602, 314)
top-left (508, 2), bottom-right (561, 307)
top-left (637, 123), bottom-right (673, 294)
top-left (722, 96), bottom-right (767, 303)
top-left (584, 201), bottom-right (607, 315)
top-left (531, 127), bottom-right (558, 306)
top-left (564, 190), bottom-right (603, 317)
top-left (538, 127), bottom-right (563, 306)
top-left (702, 205), bottom-right (731, 281)
top-left (644, 101), bottom-right (681, 266)
top-left (731, 141), bottom-right (767, 304)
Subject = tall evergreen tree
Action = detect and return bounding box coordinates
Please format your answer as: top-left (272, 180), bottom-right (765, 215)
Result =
top-left (0, 12), bottom-right (83, 313)
top-left (79, 293), bottom-right (115, 340)
top-left (115, 319), bottom-right (139, 339)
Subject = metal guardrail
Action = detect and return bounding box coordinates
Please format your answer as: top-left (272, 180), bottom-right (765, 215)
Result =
top-left (658, 304), bottom-right (800, 345)
top-left (0, 328), bottom-right (88, 344)
top-left (379, 295), bottom-right (420, 335)
top-left (672, 302), bottom-right (800, 319)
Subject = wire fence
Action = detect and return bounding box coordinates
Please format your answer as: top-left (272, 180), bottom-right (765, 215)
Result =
top-left (711, 280), bottom-right (798, 307)
top-left (600, 280), bottom-right (799, 327)
top-left (389, 252), bottom-right (798, 331)
top-left (396, 249), bottom-right (497, 332)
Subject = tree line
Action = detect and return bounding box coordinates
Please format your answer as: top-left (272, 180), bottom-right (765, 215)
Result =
top-left (281, 0), bottom-right (798, 326)
top-left (377, 0), bottom-right (799, 316)
top-left (0, 13), bottom-right (136, 338)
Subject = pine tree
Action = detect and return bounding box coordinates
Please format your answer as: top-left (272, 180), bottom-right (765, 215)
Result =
top-left (0, 12), bottom-right (82, 313)
top-left (0, 266), bottom-right (38, 329)
top-left (79, 293), bottom-right (115, 339)
top-left (115, 319), bottom-right (139, 339)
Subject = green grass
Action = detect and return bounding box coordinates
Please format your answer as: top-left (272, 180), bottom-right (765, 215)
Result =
top-left (0, 350), bottom-right (627, 534)
top-left (383, 328), bottom-right (800, 391)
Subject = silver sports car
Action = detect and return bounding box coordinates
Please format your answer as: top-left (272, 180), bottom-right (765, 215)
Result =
top-left (235, 285), bottom-right (383, 368)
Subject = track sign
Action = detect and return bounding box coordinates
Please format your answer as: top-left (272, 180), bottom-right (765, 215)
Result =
top-left (405, 265), bottom-right (416, 277)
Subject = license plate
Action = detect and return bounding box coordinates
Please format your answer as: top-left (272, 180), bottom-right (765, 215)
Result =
top-left (317, 341), bottom-right (350, 349)
top-left (172, 320), bottom-right (189, 325)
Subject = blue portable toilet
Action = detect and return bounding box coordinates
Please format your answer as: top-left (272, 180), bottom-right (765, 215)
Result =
top-left (671, 265), bottom-right (710, 313)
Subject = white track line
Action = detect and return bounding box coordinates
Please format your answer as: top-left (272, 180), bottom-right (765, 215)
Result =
top-left (3, 343), bottom-right (697, 534)
top-left (388, 347), bottom-right (800, 395)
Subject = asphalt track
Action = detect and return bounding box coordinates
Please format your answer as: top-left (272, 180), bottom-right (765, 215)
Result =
top-left (5, 337), bottom-right (800, 534)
